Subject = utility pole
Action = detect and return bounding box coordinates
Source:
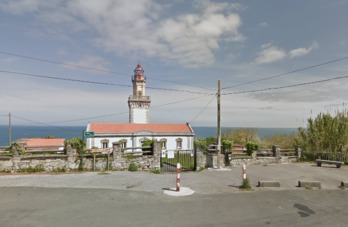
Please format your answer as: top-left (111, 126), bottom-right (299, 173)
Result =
top-left (217, 80), bottom-right (221, 169)
top-left (8, 112), bottom-right (12, 146)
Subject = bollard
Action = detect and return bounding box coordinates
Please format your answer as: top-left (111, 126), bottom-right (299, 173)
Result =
top-left (176, 163), bottom-right (181, 192)
top-left (242, 164), bottom-right (247, 180)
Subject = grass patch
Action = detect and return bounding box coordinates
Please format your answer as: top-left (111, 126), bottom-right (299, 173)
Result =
top-left (18, 164), bottom-right (45, 173)
top-left (52, 167), bottom-right (67, 173)
top-left (151, 169), bottom-right (161, 174)
top-left (0, 169), bottom-right (11, 173)
top-left (239, 178), bottom-right (252, 190)
top-left (128, 163), bottom-right (139, 172)
top-left (98, 171), bottom-right (111, 175)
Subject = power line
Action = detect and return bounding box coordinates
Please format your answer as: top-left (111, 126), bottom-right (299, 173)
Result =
top-left (0, 69), bottom-right (214, 95)
top-left (222, 56), bottom-right (348, 90)
top-left (190, 95), bottom-right (216, 122)
top-left (11, 115), bottom-right (82, 133)
top-left (222, 75), bottom-right (348, 96)
top-left (47, 111), bottom-right (129, 124)
top-left (0, 51), bottom-right (213, 91)
top-left (46, 94), bottom-right (214, 124)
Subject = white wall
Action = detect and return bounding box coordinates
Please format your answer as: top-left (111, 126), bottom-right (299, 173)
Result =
top-left (86, 134), bottom-right (194, 152)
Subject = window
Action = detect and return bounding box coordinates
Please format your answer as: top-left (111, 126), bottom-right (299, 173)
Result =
top-left (160, 139), bottom-right (167, 149)
top-left (119, 139), bottom-right (127, 149)
top-left (101, 139), bottom-right (109, 148)
top-left (176, 138), bottom-right (182, 149)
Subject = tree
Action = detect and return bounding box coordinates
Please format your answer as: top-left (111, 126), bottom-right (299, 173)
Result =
top-left (64, 138), bottom-right (84, 153)
top-left (297, 112), bottom-right (348, 152)
top-left (222, 139), bottom-right (233, 153)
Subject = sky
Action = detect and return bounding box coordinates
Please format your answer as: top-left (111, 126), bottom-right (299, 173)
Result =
top-left (1, 0), bottom-right (348, 128)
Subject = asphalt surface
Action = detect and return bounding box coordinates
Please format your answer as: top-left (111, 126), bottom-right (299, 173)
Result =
top-left (0, 163), bottom-right (347, 193)
top-left (0, 163), bottom-right (347, 227)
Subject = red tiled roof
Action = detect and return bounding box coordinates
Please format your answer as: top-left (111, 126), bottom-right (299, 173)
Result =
top-left (18, 138), bottom-right (65, 148)
top-left (87, 123), bottom-right (194, 134)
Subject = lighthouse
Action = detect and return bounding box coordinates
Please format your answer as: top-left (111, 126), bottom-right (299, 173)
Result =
top-left (128, 63), bottom-right (151, 123)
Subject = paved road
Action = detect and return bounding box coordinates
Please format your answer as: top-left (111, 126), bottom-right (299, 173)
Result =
top-left (0, 163), bottom-right (347, 226)
top-left (0, 163), bottom-right (347, 193)
top-left (0, 187), bottom-right (347, 227)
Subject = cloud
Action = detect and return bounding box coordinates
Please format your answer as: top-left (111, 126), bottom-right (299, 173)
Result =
top-left (289, 42), bottom-right (318, 58)
top-left (0, 0), bottom-right (244, 68)
top-left (255, 42), bottom-right (318, 64)
top-left (254, 43), bottom-right (286, 64)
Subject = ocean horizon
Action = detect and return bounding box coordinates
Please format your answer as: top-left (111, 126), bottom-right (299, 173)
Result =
top-left (0, 125), bottom-right (298, 146)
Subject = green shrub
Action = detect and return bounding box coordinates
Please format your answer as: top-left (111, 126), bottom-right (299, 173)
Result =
top-left (239, 178), bottom-right (252, 190)
top-left (246, 142), bottom-right (259, 156)
top-left (52, 167), bottom-right (66, 173)
top-left (128, 163), bottom-right (139, 172)
top-left (151, 169), bottom-right (161, 174)
top-left (19, 164), bottom-right (45, 173)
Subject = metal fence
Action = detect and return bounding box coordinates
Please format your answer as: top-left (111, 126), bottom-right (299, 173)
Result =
top-left (161, 149), bottom-right (195, 172)
top-left (300, 151), bottom-right (348, 163)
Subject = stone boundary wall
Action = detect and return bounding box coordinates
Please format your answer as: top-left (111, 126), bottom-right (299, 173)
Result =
top-left (0, 142), bottom-right (161, 172)
top-left (196, 148), bottom-right (298, 169)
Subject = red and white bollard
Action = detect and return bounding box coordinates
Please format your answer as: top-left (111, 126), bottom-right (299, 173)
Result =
top-left (242, 164), bottom-right (247, 180)
top-left (176, 163), bottom-right (181, 192)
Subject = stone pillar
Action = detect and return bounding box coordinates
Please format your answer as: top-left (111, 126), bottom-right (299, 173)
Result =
top-left (12, 155), bottom-right (21, 171)
top-left (66, 144), bottom-right (77, 169)
top-left (196, 149), bottom-right (207, 170)
top-left (272, 145), bottom-right (281, 162)
top-left (150, 141), bottom-right (161, 170)
top-left (112, 143), bottom-right (121, 160)
top-left (295, 146), bottom-right (301, 159)
top-left (251, 150), bottom-right (257, 160)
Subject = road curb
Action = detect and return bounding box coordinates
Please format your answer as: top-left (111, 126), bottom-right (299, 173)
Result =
top-left (163, 187), bottom-right (195, 196)
top-left (258, 181), bottom-right (280, 187)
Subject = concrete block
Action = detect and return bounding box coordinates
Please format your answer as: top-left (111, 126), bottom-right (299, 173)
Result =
top-left (298, 181), bottom-right (321, 189)
top-left (258, 181), bottom-right (280, 187)
top-left (340, 181), bottom-right (348, 188)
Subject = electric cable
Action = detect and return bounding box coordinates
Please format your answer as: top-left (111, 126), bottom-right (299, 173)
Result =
top-left (222, 75), bottom-right (348, 96)
top-left (0, 51), bottom-right (213, 91)
top-left (190, 95), bottom-right (216, 122)
top-left (222, 56), bottom-right (348, 90)
top-left (0, 69), bottom-right (214, 95)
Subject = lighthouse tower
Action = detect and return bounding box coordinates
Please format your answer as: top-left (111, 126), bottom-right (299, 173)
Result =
top-left (128, 63), bottom-right (151, 123)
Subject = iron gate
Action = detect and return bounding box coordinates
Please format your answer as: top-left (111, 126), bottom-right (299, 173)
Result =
top-left (160, 149), bottom-right (196, 172)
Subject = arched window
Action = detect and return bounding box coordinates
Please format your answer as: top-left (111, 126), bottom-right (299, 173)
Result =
top-left (101, 139), bottom-right (109, 148)
top-left (176, 138), bottom-right (182, 149)
top-left (119, 139), bottom-right (127, 148)
top-left (160, 138), bottom-right (167, 149)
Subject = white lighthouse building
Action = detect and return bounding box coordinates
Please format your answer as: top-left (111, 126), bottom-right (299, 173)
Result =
top-left (128, 63), bottom-right (151, 123)
top-left (85, 63), bottom-right (195, 152)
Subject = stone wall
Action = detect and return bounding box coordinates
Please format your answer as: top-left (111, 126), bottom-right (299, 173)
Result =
top-left (196, 149), bottom-right (298, 170)
top-left (0, 142), bottom-right (162, 172)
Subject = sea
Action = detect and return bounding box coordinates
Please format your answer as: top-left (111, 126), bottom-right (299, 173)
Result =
top-left (0, 125), bottom-right (298, 146)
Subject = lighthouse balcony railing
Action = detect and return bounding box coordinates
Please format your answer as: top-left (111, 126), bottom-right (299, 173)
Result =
top-left (128, 96), bottom-right (151, 101)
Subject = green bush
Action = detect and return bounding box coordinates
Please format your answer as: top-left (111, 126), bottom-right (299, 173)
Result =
top-left (151, 169), bottom-right (161, 174)
top-left (239, 178), bottom-right (252, 190)
top-left (128, 163), bottom-right (139, 172)
top-left (246, 142), bottom-right (259, 156)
